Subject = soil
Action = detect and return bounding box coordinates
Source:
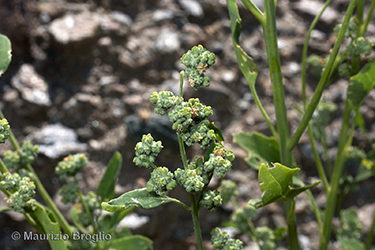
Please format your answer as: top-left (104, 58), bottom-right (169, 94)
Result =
top-left (0, 0), bottom-right (375, 249)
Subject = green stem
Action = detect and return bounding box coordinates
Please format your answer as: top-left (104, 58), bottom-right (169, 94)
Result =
top-left (262, 0), bottom-right (291, 166)
top-left (177, 132), bottom-right (189, 170)
top-left (319, 100), bottom-right (352, 250)
top-left (76, 178), bottom-right (97, 233)
top-left (179, 71), bottom-right (184, 98)
top-left (0, 109), bottom-right (73, 238)
top-left (306, 190), bottom-right (323, 234)
top-left (361, 0), bottom-right (375, 36)
top-left (365, 208), bottom-right (375, 250)
top-left (241, 0), bottom-right (265, 23)
top-left (301, 0), bottom-right (333, 105)
top-left (190, 194), bottom-right (203, 250)
top-left (288, 0), bottom-right (358, 151)
top-left (307, 125), bottom-right (330, 192)
top-left (262, 0), bottom-right (298, 248)
top-left (0, 157), bottom-right (9, 174)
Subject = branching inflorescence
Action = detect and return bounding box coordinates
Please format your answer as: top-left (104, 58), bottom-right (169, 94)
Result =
top-left (130, 45), bottom-right (241, 248)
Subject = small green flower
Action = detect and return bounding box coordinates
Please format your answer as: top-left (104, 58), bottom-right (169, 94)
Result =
top-left (20, 141), bottom-right (39, 165)
top-left (175, 168), bottom-right (205, 193)
top-left (0, 118), bottom-right (10, 143)
top-left (3, 150), bottom-right (21, 170)
top-left (83, 191), bottom-right (100, 211)
top-left (181, 45), bottom-right (216, 90)
top-left (255, 226), bottom-right (276, 250)
top-left (150, 91), bottom-right (182, 115)
top-left (133, 134), bottom-right (163, 168)
top-left (147, 167), bottom-right (177, 196)
top-left (168, 101), bottom-right (194, 131)
top-left (3, 141), bottom-right (38, 170)
top-left (59, 180), bottom-right (80, 204)
top-left (211, 228), bottom-right (243, 250)
top-left (55, 154), bottom-right (88, 181)
top-left (231, 204), bottom-right (257, 232)
top-left (337, 62), bottom-right (351, 77)
top-left (205, 144), bottom-right (235, 178)
top-left (0, 172), bottom-right (21, 192)
top-left (347, 37), bottom-right (374, 56)
top-left (219, 180), bottom-right (238, 205)
top-left (199, 190), bottom-right (222, 211)
top-left (334, 17), bottom-right (358, 38)
top-left (2, 175), bottom-right (37, 213)
top-left (169, 98), bottom-right (214, 148)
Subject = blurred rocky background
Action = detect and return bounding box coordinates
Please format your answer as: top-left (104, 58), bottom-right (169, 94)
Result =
top-left (0, 0), bottom-right (375, 249)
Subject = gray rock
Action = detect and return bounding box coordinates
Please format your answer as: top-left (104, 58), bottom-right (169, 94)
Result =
top-left (26, 123), bottom-right (87, 159)
top-left (111, 11), bottom-right (132, 27)
top-left (155, 29), bottom-right (180, 54)
top-left (179, 0), bottom-right (204, 18)
top-left (11, 64), bottom-right (51, 107)
top-left (152, 9), bottom-right (174, 22)
top-left (292, 0), bottom-right (339, 27)
top-left (48, 11), bottom-right (100, 45)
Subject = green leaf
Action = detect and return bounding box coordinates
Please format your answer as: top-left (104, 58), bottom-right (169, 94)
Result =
top-left (97, 151), bottom-right (122, 201)
top-left (0, 34), bottom-right (12, 77)
top-left (101, 188), bottom-right (182, 212)
top-left (33, 205), bottom-right (68, 250)
top-left (208, 122), bottom-right (224, 142)
top-left (109, 235), bottom-right (153, 250)
top-left (99, 207), bottom-right (135, 233)
top-left (337, 236), bottom-right (364, 250)
top-left (338, 208), bottom-right (362, 239)
top-left (227, 0), bottom-right (258, 86)
top-left (347, 60), bottom-right (375, 110)
top-left (258, 163), bottom-right (320, 207)
top-left (233, 132), bottom-right (280, 170)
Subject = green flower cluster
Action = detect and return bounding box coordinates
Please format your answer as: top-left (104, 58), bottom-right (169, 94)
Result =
top-left (150, 89), bottom-right (215, 149)
top-left (199, 190), bottom-right (222, 212)
top-left (347, 37), bottom-right (374, 56)
top-left (3, 141), bottom-right (39, 170)
top-left (0, 118), bottom-right (10, 143)
top-left (78, 192), bottom-right (101, 227)
top-left (211, 228), bottom-right (243, 250)
top-left (150, 91), bottom-right (182, 115)
top-left (175, 168), bottom-right (205, 193)
top-left (334, 17), bottom-right (358, 38)
top-left (310, 100), bottom-right (337, 142)
top-left (55, 154), bottom-right (88, 181)
top-left (59, 181), bottom-right (80, 204)
top-left (133, 134), bottom-right (163, 168)
top-left (147, 167), bottom-right (177, 196)
top-left (0, 173), bottom-right (36, 213)
top-left (168, 98), bottom-right (214, 149)
top-left (220, 180), bottom-right (238, 205)
top-left (231, 204), bottom-right (257, 232)
top-left (254, 227), bottom-right (276, 250)
top-left (333, 17), bottom-right (374, 77)
top-left (205, 144), bottom-right (235, 178)
top-left (181, 45), bottom-right (216, 90)
top-left (306, 54), bottom-right (327, 77)
top-left (83, 191), bottom-right (100, 211)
